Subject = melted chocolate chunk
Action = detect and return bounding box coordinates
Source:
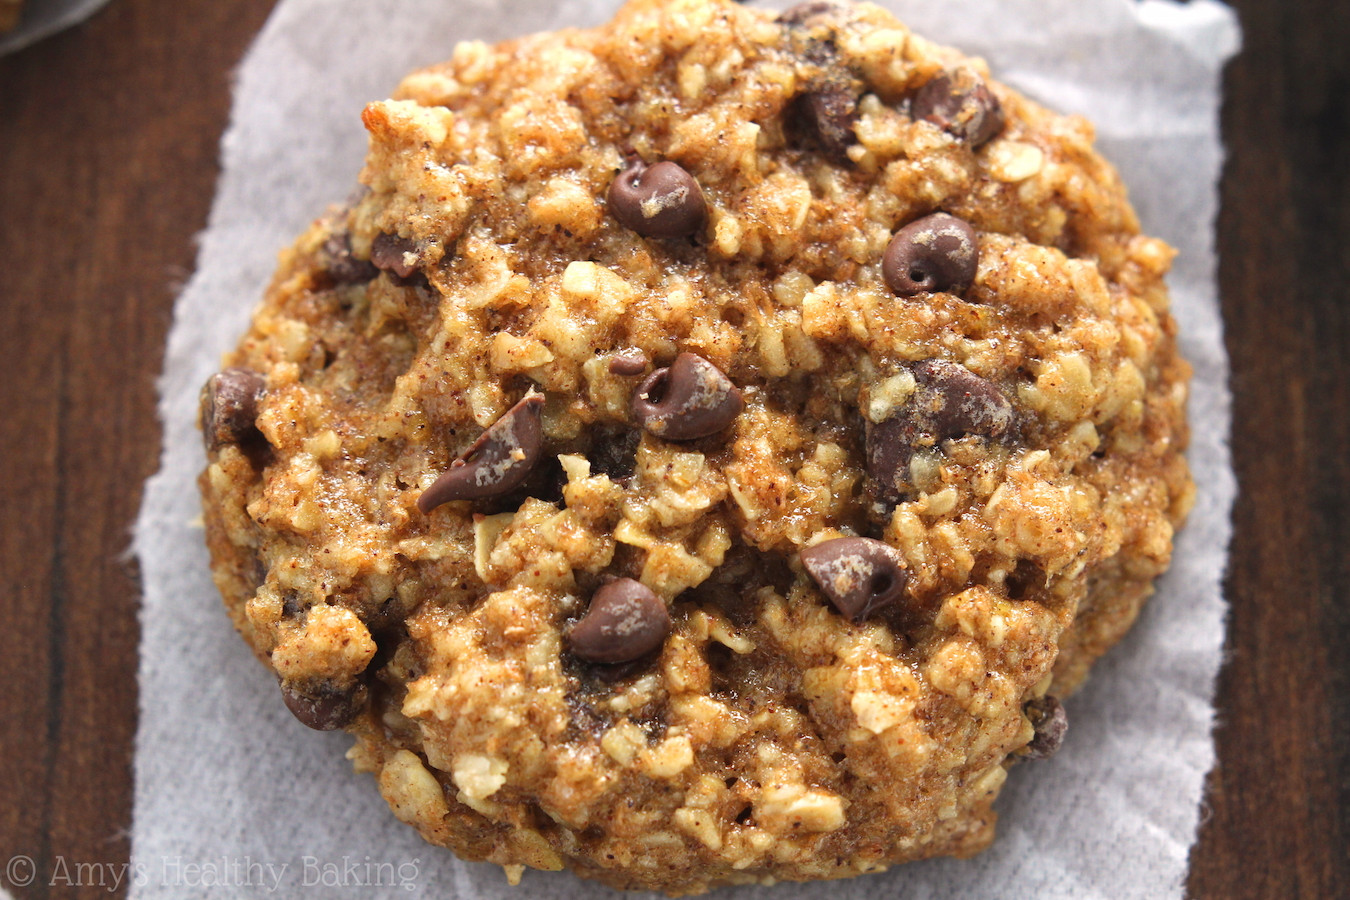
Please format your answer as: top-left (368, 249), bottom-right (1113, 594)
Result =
top-left (587, 425), bottom-right (642, 483)
top-left (1023, 695), bottom-right (1068, 759)
top-left (608, 156), bottom-right (707, 239)
top-left (882, 213), bottom-right (979, 297)
top-left (280, 591), bottom-right (305, 619)
top-left (800, 537), bottom-right (909, 622)
top-left (320, 232), bottom-right (378, 285)
top-left (201, 368), bottom-right (266, 453)
top-left (608, 348), bottom-right (650, 376)
top-left (280, 680), bottom-right (366, 731)
top-left (370, 232), bottom-right (422, 280)
top-left (867, 360), bottom-right (1015, 505)
top-left (418, 392), bottom-right (546, 512)
top-left (911, 359), bottom-right (1016, 441)
top-left (911, 68), bottom-right (1005, 148)
top-left (568, 578), bottom-right (671, 664)
top-left (790, 86), bottom-right (860, 160)
top-left (779, 0), bottom-right (862, 161)
top-left (631, 353), bottom-right (744, 441)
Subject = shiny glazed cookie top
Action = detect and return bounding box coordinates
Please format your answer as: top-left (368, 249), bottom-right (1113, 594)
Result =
top-left (198, 0), bottom-right (1193, 892)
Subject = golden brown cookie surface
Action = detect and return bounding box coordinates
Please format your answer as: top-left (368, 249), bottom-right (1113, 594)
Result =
top-left (199, 0), bottom-right (1193, 893)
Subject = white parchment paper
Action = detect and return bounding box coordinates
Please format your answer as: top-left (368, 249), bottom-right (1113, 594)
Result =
top-left (132, 1), bottom-right (1239, 897)
top-left (0, 0), bottom-right (112, 56)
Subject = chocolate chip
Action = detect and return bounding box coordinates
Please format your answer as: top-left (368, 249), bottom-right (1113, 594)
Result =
top-left (632, 353), bottom-right (744, 441)
top-left (1004, 558), bottom-right (1046, 602)
top-left (882, 213), bottom-right (979, 297)
top-left (418, 392), bottom-right (546, 512)
top-left (608, 156), bottom-right (707, 239)
top-left (790, 86), bottom-right (860, 160)
top-left (911, 359), bottom-right (1016, 441)
top-left (608, 348), bottom-right (650, 376)
top-left (588, 425), bottom-right (641, 483)
top-left (280, 680), bottom-right (366, 731)
top-left (200, 368), bottom-right (266, 453)
top-left (280, 591), bottom-right (305, 619)
top-left (800, 537), bottom-right (909, 622)
top-left (866, 360), bottom-right (1015, 504)
top-left (568, 578), bottom-right (671, 664)
top-left (911, 68), bottom-right (1005, 148)
top-left (865, 422), bottom-right (913, 509)
top-left (320, 232), bottom-right (378, 285)
top-left (1023, 695), bottom-right (1068, 759)
top-left (778, 0), bottom-right (860, 161)
top-left (369, 231), bottom-right (421, 280)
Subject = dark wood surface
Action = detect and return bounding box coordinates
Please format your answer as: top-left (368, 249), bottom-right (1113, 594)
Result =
top-left (0, 0), bottom-right (1344, 897)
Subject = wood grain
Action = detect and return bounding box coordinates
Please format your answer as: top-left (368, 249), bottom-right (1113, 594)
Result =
top-left (1187, 0), bottom-right (1350, 897)
top-left (0, 1), bottom-right (1345, 898)
top-left (0, 1), bottom-right (276, 898)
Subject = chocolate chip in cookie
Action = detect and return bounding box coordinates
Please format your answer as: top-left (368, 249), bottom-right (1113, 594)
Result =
top-left (801, 537), bottom-right (909, 622)
top-left (587, 425), bottom-right (642, 483)
top-left (319, 232), bottom-right (378, 285)
top-left (883, 213), bottom-right (979, 297)
top-left (867, 360), bottom-right (1015, 504)
top-left (370, 231), bottom-right (424, 282)
top-left (201, 368), bottom-right (266, 453)
top-left (608, 156), bottom-right (707, 239)
top-left (607, 347), bottom-right (650, 376)
top-left (912, 68), bottom-right (1005, 147)
top-left (418, 392), bottom-right (546, 511)
top-left (280, 679), bottom-right (367, 731)
top-left (778, 1), bottom-right (862, 161)
top-left (568, 578), bottom-right (671, 664)
top-left (789, 86), bottom-right (861, 161)
top-left (911, 359), bottom-right (1016, 441)
top-left (1022, 695), bottom-right (1068, 759)
top-left (632, 353), bottom-right (744, 440)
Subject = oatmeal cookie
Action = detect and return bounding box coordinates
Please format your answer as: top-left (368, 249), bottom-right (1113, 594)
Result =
top-left (198, 0), bottom-right (1194, 893)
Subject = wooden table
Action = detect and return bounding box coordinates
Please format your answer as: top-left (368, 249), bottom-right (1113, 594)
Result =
top-left (0, 1), bottom-right (1345, 897)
